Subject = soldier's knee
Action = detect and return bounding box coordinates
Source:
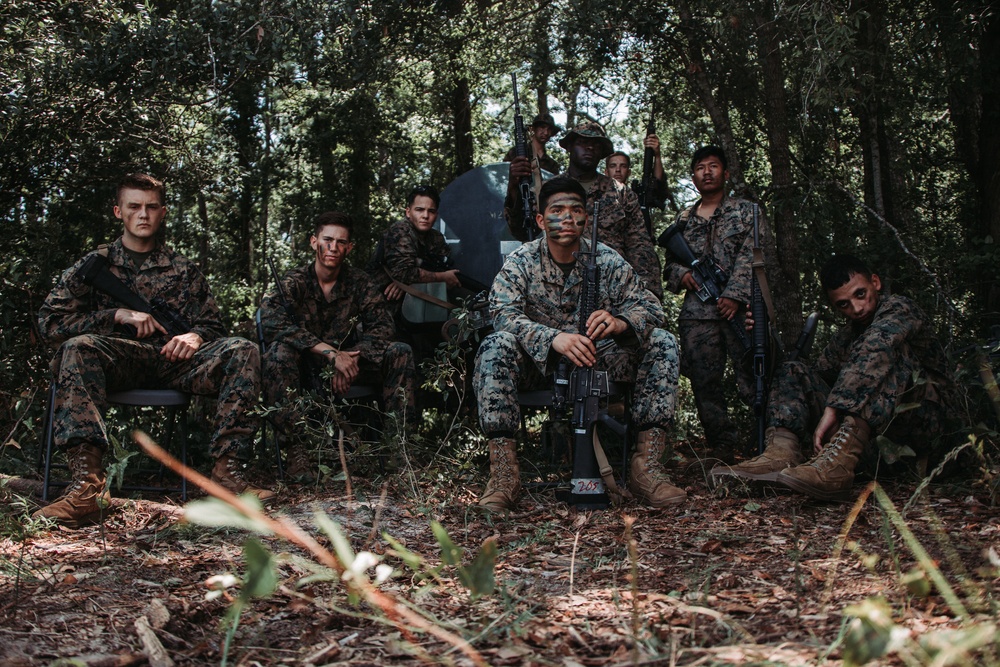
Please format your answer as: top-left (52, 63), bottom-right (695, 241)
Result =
top-left (386, 341), bottom-right (414, 365)
top-left (263, 340), bottom-right (298, 367)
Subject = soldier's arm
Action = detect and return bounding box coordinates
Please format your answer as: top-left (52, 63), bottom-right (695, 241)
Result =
top-left (37, 257), bottom-right (119, 345)
top-left (720, 202), bottom-right (761, 305)
top-left (260, 272), bottom-right (324, 352)
top-left (179, 260), bottom-right (226, 342)
top-left (620, 188), bottom-right (664, 299)
top-left (355, 280), bottom-right (393, 362)
top-left (490, 253), bottom-right (560, 366)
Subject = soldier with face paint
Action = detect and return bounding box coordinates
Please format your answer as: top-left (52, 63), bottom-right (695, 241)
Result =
top-left (711, 254), bottom-right (956, 500)
top-left (474, 177), bottom-right (684, 512)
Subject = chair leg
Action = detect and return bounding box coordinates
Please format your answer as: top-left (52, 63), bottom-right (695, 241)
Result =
top-left (41, 384), bottom-right (57, 503)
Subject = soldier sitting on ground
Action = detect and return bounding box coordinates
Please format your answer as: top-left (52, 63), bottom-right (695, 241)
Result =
top-left (260, 212), bottom-right (416, 481)
top-left (712, 254), bottom-right (956, 500)
top-left (473, 177), bottom-right (685, 512)
top-left (34, 173), bottom-right (273, 527)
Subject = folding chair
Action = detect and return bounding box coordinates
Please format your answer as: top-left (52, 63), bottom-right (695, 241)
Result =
top-left (39, 384), bottom-right (191, 501)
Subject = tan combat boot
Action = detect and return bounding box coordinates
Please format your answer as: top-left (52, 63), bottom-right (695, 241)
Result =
top-left (710, 427), bottom-right (803, 482)
top-left (283, 443), bottom-right (317, 485)
top-left (774, 416), bottom-right (871, 500)
top-left (32, 443), bottom-right (111, 528)
top-left (212, 455), bottom-right (277, 503)
top-left (629, 428), bottom-right (687, 507)
top-left (478, 437), bottom-right (521, 512)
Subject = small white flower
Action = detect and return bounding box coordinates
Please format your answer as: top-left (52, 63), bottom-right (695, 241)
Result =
top-left (374, 564), bottom-right (393, 585)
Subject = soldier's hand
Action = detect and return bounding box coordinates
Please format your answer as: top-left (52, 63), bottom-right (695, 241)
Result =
top-left (439, 269), bottom-right (461, 288)
top-left (116, 308), bottom-right (167, 339)
top-left (331, 371), bottom-right (352, 396)
top-left (508, 156), bottom-right (533, 181)
top-left (553, 332), bottom-right (597, 367)
top-left (384, 282), bottom-right (404, 301)
top-left (813, 407), bottom-right (840, 454)
top-left (161, 332), bottom-right (203, 362)
top-left (643, 134), bottom-right (661, 154)
top-left (585, 310), bottom-right (625, 341)
top-left (334, 349), bottom-right (360, 383)
top-left (744, 310), bottom-right (755, 332)
top-left (681, 271), bottom-right (699, 292)
top-left (717, 297), bottom-right (739, 320)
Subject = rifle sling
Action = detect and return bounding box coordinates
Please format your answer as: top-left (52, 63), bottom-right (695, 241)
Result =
top-left (593, 429), bottom-right (631, 504)
top-left (383, 268), bottom-right (458, 311)
top-left (752, 246), bottom-right (778, 331)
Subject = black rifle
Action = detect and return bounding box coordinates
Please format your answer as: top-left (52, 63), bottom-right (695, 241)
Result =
top-left (511, 73), bottom-right (538, 241)
top-left (77, 253), bottom-right (190, 338)
top-left (657, 223), bottom-right (751, 352)
top-left (786, 312), bottom-right (820, 363)
top-left (637, 110), bottom-right (656, 238)
top-left (265, 256), bottom-right (325, 394)
top-left (749, 205), bottom-right (769, 454)
top-left (421, 254), bottom-right (491, 294)
top-left (552, 203), bottom-right (626, 509)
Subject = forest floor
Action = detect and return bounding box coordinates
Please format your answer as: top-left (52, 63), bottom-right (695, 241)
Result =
top-left (1, 436), bottom-right (998, 667)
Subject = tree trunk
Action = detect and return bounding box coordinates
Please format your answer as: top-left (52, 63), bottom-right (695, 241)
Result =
top-left (753, 1), bottom-right (803, 345)
top-left (452, 75), bottom-right (474, 176)
top-left (979, 10), bottom-right (1000, 330)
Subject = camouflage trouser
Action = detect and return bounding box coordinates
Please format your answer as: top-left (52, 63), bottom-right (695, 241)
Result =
top-left (474, 329), bottom-right (680, 436)
top-left (768, 360), bottom-right (946, 457)
top-left (262, 340), bottom-right (416, 432)
top-left (679, 318), bottom-right (753, 446)
top-left (51, 334), bottom-right (260, 458)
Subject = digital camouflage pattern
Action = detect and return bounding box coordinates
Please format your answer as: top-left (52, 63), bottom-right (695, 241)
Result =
top-left (260, 263), bottom-right (416, 419)
top-left (503, 145), bottom-right (561, 176)
top-left (367, 217), bottom-right (451, 295)
top-left (505, 173), bottom-right (663, 299)
top-left (663, 195), bottom-right (768, 447)
top-left (474, 237), bottom-right (678, 435)
top-left (38, 238), bottom-right (260, 457)
top-left (768, 294), bottom-right (954, 452)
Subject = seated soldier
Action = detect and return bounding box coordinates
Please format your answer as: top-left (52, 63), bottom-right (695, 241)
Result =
top-left (712, 254), bottom-right (956, 499)
top-left (34, 173), bottom-right (272, 528)
top-left (473, 176), bottom-right (685, 511)
top-left (260, 212), bottom-right (416, 479)
top-left (367, 185), bottom-right (483, 360)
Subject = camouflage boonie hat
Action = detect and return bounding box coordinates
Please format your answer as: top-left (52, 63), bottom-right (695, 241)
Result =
top-left (531, 113), bottom-right (562, 132)
top-left (558, 121), bottom-right (615, 160)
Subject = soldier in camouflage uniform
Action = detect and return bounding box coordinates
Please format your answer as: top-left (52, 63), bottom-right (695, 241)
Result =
top-left (503, 112), bottom-right (562, 175)
top-left (712, 254), bottom-right (955, 500)
top-left (34, 173), bottom-right (271, 528)
top-left (662, 146), bottom-right (766, 461)
top-left (505, 121), bottom-right (663, 300)
top-left (474, 177), bottom-right (684, 511)
top-left (261, 212), bottom-right (416, 476)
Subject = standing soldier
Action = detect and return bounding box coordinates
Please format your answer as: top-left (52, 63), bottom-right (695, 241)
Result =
top-left (261, 212), bottom-right (416, 478)
top-left (505, 121), bottom-right (663, 300)
top-left (475, 177), bottom-right (684, 511)
top-left (662, 146), bottom-right (763, 462)
top-left (712, 254), bottom-right (956, 500)
top-left (504, 112), bottom-right (562, 175)
top-left (34, 173), bottom-right (272, 527)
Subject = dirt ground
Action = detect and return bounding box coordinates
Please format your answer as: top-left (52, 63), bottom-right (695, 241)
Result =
top-left (1, 441), bottom-right (998, 667)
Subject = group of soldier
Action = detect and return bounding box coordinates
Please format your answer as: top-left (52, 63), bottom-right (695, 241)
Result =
top-left (32, 114), bottom-right (956, 528)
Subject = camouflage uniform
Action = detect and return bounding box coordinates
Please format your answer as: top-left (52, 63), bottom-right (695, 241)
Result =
top-left (663, 195), bottom-right (764, 449)
top-left (503, 145), bottom-right (561, 176)
top-left (768, 294), bottom-right (953, 450)
top-left (38, 238), bottom-right (260, 458)
top-left (260, 263), bottom-right (415, 422)
top-left (505, 173), bottom-right (663, 300)
top-left (367, 217), bottom-right (451, 297)
top-left (474, 237), bottom-right (678, 436)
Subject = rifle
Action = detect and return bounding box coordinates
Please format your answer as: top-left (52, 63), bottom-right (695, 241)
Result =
top-left (552, 203), bottom-right (627, 509)
top-left (421, 254), bottom-right (491, 294)
top-left (657, 222), bottom-right (751, 351)
top-left (511, 73), bottom-right (538, 241)
top-left (638, 109), bottom-right (656, 238)
top-left (749, 204), bottom-right (769, 454)
top-left (265, 256), bottom-right (325, 394)
top-left (77, 253), bottom-right (190, 338)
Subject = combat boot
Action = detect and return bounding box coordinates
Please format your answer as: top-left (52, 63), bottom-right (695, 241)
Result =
top-left (774, 416), bottom-right (871, 500)
top-left (283, 443), bottom-right (317, 485)
top-left (212, 455), bottom-right (277, 503)
top-left (478, 437), bottom-right (521, 512)
top-left (629, 428), bottom-right (686, 507)
top-left (710, 427), bottom-right (803, 482)
top-left (32, 442), bottom-right (111, 528)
